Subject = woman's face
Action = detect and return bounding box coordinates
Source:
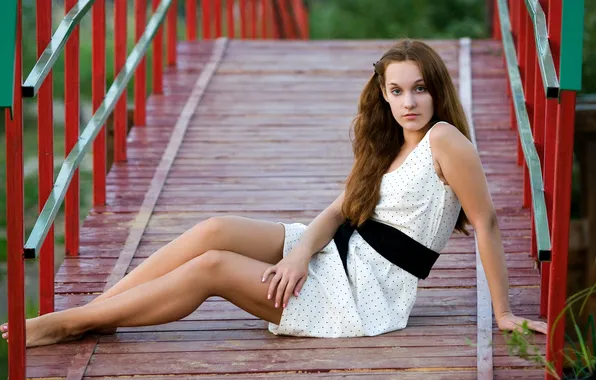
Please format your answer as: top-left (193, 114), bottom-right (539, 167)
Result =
top-left (381, 60), bottom-right (434, 133)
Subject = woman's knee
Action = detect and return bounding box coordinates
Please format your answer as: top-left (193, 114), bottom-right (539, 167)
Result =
top-left (191, 216), bottom-right (235, 246)
top-left (195, 249), bottom-right (225, 270)
top-left (188, 249), bottom-right (226, 292)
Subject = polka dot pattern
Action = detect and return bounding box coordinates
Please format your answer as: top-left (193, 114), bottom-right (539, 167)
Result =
top-left (268, 122), bottom-right (461, 338)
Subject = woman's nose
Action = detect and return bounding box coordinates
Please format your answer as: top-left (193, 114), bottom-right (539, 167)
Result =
top-left (403, 92), bottom-right (416, 109)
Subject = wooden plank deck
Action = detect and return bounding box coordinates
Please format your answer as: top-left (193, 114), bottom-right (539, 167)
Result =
top-left (27, 38), bottom-right (546, 379)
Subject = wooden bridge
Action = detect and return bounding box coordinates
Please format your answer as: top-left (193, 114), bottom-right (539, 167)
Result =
top-left (3, 1), bottom-right (584, 379)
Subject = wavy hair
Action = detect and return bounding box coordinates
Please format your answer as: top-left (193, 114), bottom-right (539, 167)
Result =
top-left (341, 39), bottom-right (471, 235)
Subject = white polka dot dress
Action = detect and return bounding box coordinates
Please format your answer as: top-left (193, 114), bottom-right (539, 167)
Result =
top-left (268, 122), bottom-right (462, 338)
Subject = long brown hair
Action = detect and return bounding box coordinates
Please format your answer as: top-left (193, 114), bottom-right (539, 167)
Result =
top-left (341, 39), bottom-right (471, 235)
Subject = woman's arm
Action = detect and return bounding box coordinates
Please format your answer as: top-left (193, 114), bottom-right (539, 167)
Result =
top-left (291, 190), bottom-right (347, 258)
top-left (431, 123), bottom-right (547, 334)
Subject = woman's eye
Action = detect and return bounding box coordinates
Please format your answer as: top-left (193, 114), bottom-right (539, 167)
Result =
top-left (416, 86), bottom-right (426, 92)
top-left (391, 89), bottom-right (401, 95)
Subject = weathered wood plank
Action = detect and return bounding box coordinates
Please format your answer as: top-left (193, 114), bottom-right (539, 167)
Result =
top-left (81, 371), bottom-right (543, 380)
top-left (84, 349), bottom-right (478, 376)
top-left (85, 373), bottom-right (472, 380)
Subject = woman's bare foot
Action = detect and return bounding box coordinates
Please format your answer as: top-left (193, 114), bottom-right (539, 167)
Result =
top-left (1, 313), bottom-right (83, 348)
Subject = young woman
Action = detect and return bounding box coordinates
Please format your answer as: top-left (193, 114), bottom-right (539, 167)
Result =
top-left (2, 39), bottom-right (547, 347)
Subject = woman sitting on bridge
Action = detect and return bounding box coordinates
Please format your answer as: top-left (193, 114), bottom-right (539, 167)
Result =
top-left (2, 39), bottom-right (547, 347)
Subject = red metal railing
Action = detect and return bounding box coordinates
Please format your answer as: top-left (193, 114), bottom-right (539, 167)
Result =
top-left (195, 0), bottom-right (309, 40)
top-left (5, 1), bottom-right (308, 378)
top-left (492, 0), bottom-right (583, 378)
top-left (37, 0), bottom-right (55, 316)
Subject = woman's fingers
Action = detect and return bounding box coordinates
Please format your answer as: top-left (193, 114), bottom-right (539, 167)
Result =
top-left (283, 276), bottom-right (301, 308)
top-left (263, 264), bottom-right (307, 308)
top-left (275, 276), bottom-right (289, 308)
top-left (266, 270), bottom-right (281, 301)
top-left (529, 320), bottom-right (548, 335)
top-left (294, 277), bottom-right (306, 297)
top-left (261, 266), bottom-right (276, 283)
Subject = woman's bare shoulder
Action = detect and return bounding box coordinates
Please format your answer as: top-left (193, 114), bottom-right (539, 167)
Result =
top-left (429, 121), bottom-right (476, 160)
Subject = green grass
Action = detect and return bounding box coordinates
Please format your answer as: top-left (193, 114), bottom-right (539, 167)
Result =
top-left (503, 285), bottom-right (596, 379)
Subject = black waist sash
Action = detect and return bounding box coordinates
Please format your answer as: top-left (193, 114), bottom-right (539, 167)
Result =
top-left (333, 219), bottom-right (439, 280)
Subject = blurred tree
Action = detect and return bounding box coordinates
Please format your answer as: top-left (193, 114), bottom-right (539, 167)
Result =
top-left (307, 0), bottom-right (488, 39)
top-left (583, 0), bottom-right (596, 93)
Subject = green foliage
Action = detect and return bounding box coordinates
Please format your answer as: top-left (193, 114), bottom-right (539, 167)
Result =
top-left (308, 0), bottom-right (489, 39)
top-left (503, 284), bottom-right (596, 380)
top-left (583, 0), bottom-right (596, 93)
top-left (503, 321), bottom-right (559, 378)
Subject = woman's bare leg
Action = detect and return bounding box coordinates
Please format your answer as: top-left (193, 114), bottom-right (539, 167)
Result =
top-left (5, 249), bottom-right (284, 347)
top-left (91, 216), bottom-right (285, 305)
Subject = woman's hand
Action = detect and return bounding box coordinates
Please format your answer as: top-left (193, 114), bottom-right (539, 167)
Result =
top-left (261, 250), bottom-right (310, 309)
top-left (496, 312), bottom-right (548, 335)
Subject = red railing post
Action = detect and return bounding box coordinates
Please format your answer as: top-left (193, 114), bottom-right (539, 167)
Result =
top-left (92, 0), bottom-right (107, 207)
top-left (544, 1), bottom-right (571, 377)
top-left (114, 0), bottom-right (128, 162)
top-left (186, 0), bottom-right (197, 40)
top-left (214, 0), bottom-right (222, 38)
top-left (65, 0), bottom-right (80, 256)
top-left (546, 90), bottom-right (576, 379)
top-left (240, 0), bottom-right (247, 38)
top-left (541, 0), bottom-right (562, 318)
top-left (36, 0), bottom-right (55, 315)
top-left (272, 0), bottom-right (281, 38)
top-left (291, 0), bottom-right (298, 38)
top-left (280, 0), bottom-right (292, 39)
top-left (250, 0), bottom-right (257, 38)
top-left (304, 1), bottom-right (310, 39)
top-left (6, 1), bottom-right (25, 376)
top-left (533, 0), bottom-right (550, 318)
top-left (152, 0), bottom-right (164, 93)
top-left (297, 0), bottom-right (309, 39)
top-left (202, 0), bottom-right (211, 39)
top-left (226, 0), bottom-right (234, 38)
top-left (167, 0), bottom-right (177, 66)
top-left (262, 0), bottom-right (269, 38)
top-left (543, 0), bottom-right (574, 377)
top-left (135, 0), bottom-right (147, 126)
top-left (492, 0), bottom-right (501, 40)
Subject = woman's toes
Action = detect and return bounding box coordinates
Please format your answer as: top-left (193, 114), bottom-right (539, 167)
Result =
top-left (1, 324), bottom-right (7, 333)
